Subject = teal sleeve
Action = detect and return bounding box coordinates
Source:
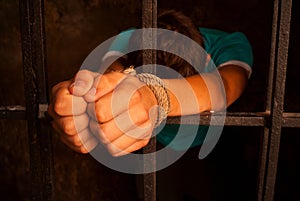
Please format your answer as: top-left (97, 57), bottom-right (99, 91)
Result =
top-left (157, 125), bottom-right (209, 151)
top-left (200, 28), bottom-right (253, 71)
top-left (108, 28), bottom-right (135, 53)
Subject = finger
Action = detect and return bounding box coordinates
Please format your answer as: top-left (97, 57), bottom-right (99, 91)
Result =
top-left (87, 90), bottom-right (140, 123)
top-left (69, 70), bottom-right (99, 96)
top-left (54, 87), bottom-right (87, 116)
top-left (89, 120), bottom-right (110, 144)
top-left (114, 139), bottom-right (150, 157)
top-left (106, 121), bottom-right (153, 156)
top-left (51, 113), bottom-right (89, 136)
top-left (89, 104), bottom-right (151, 144)
top-left (47, 103), bottom-right (61, 120)
top-left (63, 128), bottom-right (97, 147)
top-left (51, 80), bottom-right (72, 98)
top-left (59, 128), bottom-right (99, 153)
top-left (84, 72), bottom-right (127, 102)
top-left (60, 135), bottom-right (98, 154)
top-left (87, 82), bottom-right (143, 123)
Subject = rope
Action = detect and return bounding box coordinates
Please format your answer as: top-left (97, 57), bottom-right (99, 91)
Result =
top-left (124, 66), bottom-right (170, 127)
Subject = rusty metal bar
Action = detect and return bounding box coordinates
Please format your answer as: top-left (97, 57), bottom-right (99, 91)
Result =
top-left (2, 106), bottom-right (300, 127)
top-left (257, 0), bottom-right (280, 199)
top-left (167, 112), bottom-right (268, 127)
top-left (19, 0), bottom-right (54, 200)
top-left (282, 117), bottom-right (300, 127)
top-left (0, 1), bottom-right (295, 201)
top-left (142, 1), bottom-right (157, 201)
top-left (0, 106), bottom-right (26, 120)
top-left (266, 0), bottom-right (279, 112)
top-left (263, 1), bottom-right (293, 201)
top-left (282, 113), bottom-right (300, 127)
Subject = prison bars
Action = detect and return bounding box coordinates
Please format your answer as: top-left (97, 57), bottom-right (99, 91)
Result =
top-left (142, 1), bottom-right (157, 201)
top-left (0, 0), bottom-right (297, 201)
top-left (260, 0), bottom-right (293, 200)
top-left (19, 0), bottom-right (54, 200)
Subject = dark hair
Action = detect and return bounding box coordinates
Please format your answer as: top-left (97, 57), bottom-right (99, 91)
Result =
top-left (125, 10), bottom-right (206, 78)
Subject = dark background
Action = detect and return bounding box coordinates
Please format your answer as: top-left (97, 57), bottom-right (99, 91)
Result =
top-left (0, 0), bottom-right (299, 200)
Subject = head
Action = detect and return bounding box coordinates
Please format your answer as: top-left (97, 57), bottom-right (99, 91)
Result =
top-left (125, 10), bottom-right (206, 78)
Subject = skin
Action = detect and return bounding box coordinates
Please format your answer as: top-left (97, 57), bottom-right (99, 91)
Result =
top-left (47, 61), bottom-right (248, 156)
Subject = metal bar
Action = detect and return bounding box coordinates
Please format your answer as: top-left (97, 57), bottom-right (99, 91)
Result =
top-left (265, 0), bottom-right (279, 112)
top-left (263, 0), bottom-right (293, 201)
top-left (0, 106), bottom-right (26, 120)
top-left (142, 0), bottom-right (157, 74)
top-left (257, 0), bottom-right (280, 199)
top-left (142, 1), bottom-right (157, 201)
top-left (258, 127), bottom-right (271, 201)
top-left (167, 112), bottom-right (268, 127)
top-left (0, 104), bottom-right (49, 120)
top-left (2, 106), bottom-right (300, 127)
top-left (282, 113), bottom-right (300, 127)
top-left (19, 0), bottom-right (54, 200)
top-left (282, 117), bottom-right (300, 127)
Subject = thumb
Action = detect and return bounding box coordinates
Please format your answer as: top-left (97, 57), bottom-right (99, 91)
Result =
top-left (69, 70), bottom-right (98, 96)
top-left (84, 71), bottom-right (127, 102)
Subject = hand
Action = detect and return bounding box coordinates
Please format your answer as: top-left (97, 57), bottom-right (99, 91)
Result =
top-left (85, 72), bottom-right (158, 156)
top-left (47, 70), bottom-right (99, 153)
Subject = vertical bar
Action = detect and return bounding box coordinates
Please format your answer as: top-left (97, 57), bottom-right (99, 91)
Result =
top-left (142, 0), bottom-right (157, 74)
top-left (19, 0), bottom-right (54, 200)
top-left (257, 126), bottom-right (271, 201)
top-left (257, 0), bottom-right (279, 200)
top-left (263, 0), bottom-right (293, 200)
top-left (142, 1), bottom-right (157, 201)
top-left (265, 0), bottom-right (279, 112)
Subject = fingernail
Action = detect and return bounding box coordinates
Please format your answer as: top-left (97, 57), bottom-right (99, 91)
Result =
top-left (74, 80), bottom-right (86, 88)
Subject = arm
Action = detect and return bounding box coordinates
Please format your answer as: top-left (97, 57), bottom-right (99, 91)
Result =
top-left (165, 64), bottom-right (249, 116)
top-left (47, 63), bottom-right (248, 155)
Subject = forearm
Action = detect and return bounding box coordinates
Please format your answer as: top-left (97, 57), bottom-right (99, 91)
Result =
top-left (218, 65), bottom-right (248, 106)
top-left (163, 72), bottom-right (225, 116)
top-left (163, 65), bottom-right (248, 116)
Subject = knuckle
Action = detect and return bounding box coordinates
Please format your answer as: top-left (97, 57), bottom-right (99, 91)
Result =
top-left (131, 90), bottom-right (142, 102)
top-left (98, 124), bottom-right (110, 143)
top-left (95, 111), bottom-right (106, 123)
top-left (79, 145), bottom-right (88, 154)
top-left (54, 97), bottom-right (68, 116)
top-left (53, 101), bottom-right (63, 115)
top-left (62, 119), bottom-right (75, 135)
top-left (94, 104), bottom-right (107, 123)
top-left (106, 144), bottom-right (119, 157)
top-left (95, 111), bottom-right (105, 123)
top-left (138, 108), bottom-right (149, 122)
top-left (73, 136), bottom-right (83, 147)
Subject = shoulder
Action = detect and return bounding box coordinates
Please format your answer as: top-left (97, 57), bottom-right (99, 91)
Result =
top-left (199, 27), bottom-right (253, 76)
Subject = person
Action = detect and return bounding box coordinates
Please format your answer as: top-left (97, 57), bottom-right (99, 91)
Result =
top-left (47, 10), bottom-right (253, 156)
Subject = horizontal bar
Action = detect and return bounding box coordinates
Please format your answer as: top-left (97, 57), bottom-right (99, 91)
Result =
top-left (167, 112), bottom-right (269, 126)
top-left (2, 106), bottom-right (300, 127)
top-left (0, 106), bottom-right (26, 119)
top-left (0, 104), bottom-right (48, 120)
top-left (282, 117), bottom-right (300, 127)
top-left (168, 112), bottom-right (300, 127)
